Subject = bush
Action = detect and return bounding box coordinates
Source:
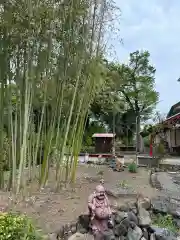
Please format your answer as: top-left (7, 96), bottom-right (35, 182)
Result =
top-left (152, 213), bottom-right (177, 233)
top-left (128, 162), bottom-right (137, 173)
top-left (0, 213), bottom-right (43, 240)
top-left (156, 142), bottom-right (165, 157)
top-left (80, 145), bottom-right (95, 153)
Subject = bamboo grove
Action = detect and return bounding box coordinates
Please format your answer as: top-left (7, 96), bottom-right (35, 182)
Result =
top-left (0, 0), bottom-right (118, 193)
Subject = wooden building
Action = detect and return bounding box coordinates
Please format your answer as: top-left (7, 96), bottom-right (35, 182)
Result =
top-left (160, 102), bottom-right (180, 154)
top-left (92, 133), bottom-right (115, 153)
top-left (151, 102), bottom-right (180, 155)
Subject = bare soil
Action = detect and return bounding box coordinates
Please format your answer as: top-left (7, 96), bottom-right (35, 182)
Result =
top-left (0, 165), bottom-right (158, 234)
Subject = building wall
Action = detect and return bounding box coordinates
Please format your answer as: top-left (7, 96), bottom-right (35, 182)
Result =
top-left (176, 128), bottom-right (180, 146)
top-left (154, 128), bottom-right (180, 150)
top-left (166, 129), bottom-right (171, 148)
top-left (165, 128), bottom-right (180, 149)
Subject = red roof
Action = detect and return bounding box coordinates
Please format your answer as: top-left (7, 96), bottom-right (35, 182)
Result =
top-left (92, 133), bottom-right (115, 138)
top-left (164, 112), bottom-right (180, 123)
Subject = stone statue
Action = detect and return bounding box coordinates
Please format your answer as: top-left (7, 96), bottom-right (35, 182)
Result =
top-left (88, 184), bottom-right (113, 239)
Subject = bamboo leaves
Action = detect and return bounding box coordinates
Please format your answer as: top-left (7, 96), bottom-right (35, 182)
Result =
top-left (0, 0), bottom-right (116, 193)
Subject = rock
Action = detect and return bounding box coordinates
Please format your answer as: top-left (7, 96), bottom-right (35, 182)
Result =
top-left (111, 203), bottom-right (129, 212)
top-left (120, 217), bottom-right (132, 229)
top-left (130, 206), bottom-right (138, 215)
top-left (127, 202), bottom-right (138, 214)
top-left (138, 197), bottom-right (151, 210)
top-left (150, 173), bottom-right (162, 189)
top-left (105, 184), bottom-right (137, 198)
top-left (142, 228), bottom-right (149, 239)
top-left (150, 226), bottom-right (179, 240)
top-left (71, 226), bottom-right (77, 234)
top-left (138, 207), bottom-right (151, 227)
top-left (48, 233), bottom-right (57, 240)
top-left (114, 223), bottom-right (127, 236)
top-left (114, 211), bottom-right (128, 224)
top-left (131, 208), bottom-right (138, 215)
top-left (56, 225), bottom-right (71, 239)
top-left (118, 204), bottom-right (130, 212)
top-left (174, 218), bottom-right (180, 228)
top-left (78, 214), bottom-right (90, 231)
top-left (56, 208), bottom-right (180, 240)
top-left (77, 227), bottom-right (88, 234)
top-left (151, 196), bottom-right (180, 218)
top-left (154, 168), bottom-right (161, 172)
top-left (119, 237), bottom-right (126, 240)
top-left (126, 226), bottom-right (142, 240)
top-left (127, 211), bottom-right (138, 225)
top-left (83, 174), bottom-right (101, 183)
top-left (150, 233), bottom-right (156, 240)
top-left (102, 230), bottom-right (115, 240)
top-left (68, 233), bottom-right (93, 240)
top-left (129, 221), bottom-right (137, 229)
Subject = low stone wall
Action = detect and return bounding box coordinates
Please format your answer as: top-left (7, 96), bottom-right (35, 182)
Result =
top-left (159, 164), bottom-right (180, 171)
top-left (137, 156), bottom-right (160, 168)
top-left (49, 197), bottom-right (180, 240)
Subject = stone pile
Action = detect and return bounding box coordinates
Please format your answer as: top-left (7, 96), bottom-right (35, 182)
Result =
top-left (49, 197), bottom-right (180, 240)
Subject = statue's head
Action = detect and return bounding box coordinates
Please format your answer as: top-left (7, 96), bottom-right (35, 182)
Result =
top-left (95, 184), bottom-right (105, 200)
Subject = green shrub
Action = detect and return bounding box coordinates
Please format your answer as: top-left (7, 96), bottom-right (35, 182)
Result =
top-left (81, 145), bottom-right (95, 153)
top-left (156, 142), bottom-right (165, 157)
top-left (128, 162), bottom-right (137, 173)
top-left (152, 213), bottom-right (177, 232)
top-left (0, 213), bottom-right (43, 240)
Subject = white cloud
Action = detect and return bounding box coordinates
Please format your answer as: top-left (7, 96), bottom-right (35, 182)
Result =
top-left (111, 0), bottom-right (180, 113)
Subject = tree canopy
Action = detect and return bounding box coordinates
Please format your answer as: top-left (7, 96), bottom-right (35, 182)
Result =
top-left (86, 50), bottom-right (159, 148)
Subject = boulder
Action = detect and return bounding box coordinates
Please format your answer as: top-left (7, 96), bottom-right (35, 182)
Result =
top-left (127, 211), bottom-right (138, 225)
top-left (137, 197), bottom-right (151, 210)
top-left (77, 214), bottom-right (90, 231)
top-left (68, 233), bottom-right (94, 240)
top-left (151, 196), bottom-right (180, 218)
top-left (114, 223), bottom-right (127, 236)
top-left (114, 211), bottom-right (128, 224)
top-left (150, 233), bottom-right (156, 240)
top-left (126, 226), bottom-right (142, 240)
top-left (48, 233), bottom-right (57, 240)
top-left (105, 184), bottom-right (137, 198)
top-left (142, 228), bottom-right (149, 239)
top-left (149, 226), bottom-right (179, 240)
top-left (52, 195), bottom-right (180, 240)
top-left (138, 206), bottom-right (151, 227)
top-left (102, 230), bottom-right (115, 240)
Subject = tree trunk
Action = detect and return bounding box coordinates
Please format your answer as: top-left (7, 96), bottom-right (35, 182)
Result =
top-left (136, 114), bottom-right (141, 153)
top-left (112, 110), bottom-right (115, 156)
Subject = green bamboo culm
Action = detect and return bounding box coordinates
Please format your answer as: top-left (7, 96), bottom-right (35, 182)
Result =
top-left (0, 0), bottom-right (118, 193)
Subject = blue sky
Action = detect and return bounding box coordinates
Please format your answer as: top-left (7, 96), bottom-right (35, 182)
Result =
top-left (110, 0), bottom-right (180, 115)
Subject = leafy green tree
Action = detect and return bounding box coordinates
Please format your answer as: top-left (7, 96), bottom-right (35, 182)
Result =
top-left (102, 109), bottom-right (136, 144)
top-left (107, 50), bottom-right (159, 151)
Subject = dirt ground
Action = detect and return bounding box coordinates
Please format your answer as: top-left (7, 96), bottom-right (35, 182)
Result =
top-left (0, 164), bottom-right (158, 234)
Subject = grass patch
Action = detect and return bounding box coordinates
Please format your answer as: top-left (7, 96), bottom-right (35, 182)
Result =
top-left (117, 180), bottom-right (129, 189)
top-left (152, 213), bottom-right (178, 233)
